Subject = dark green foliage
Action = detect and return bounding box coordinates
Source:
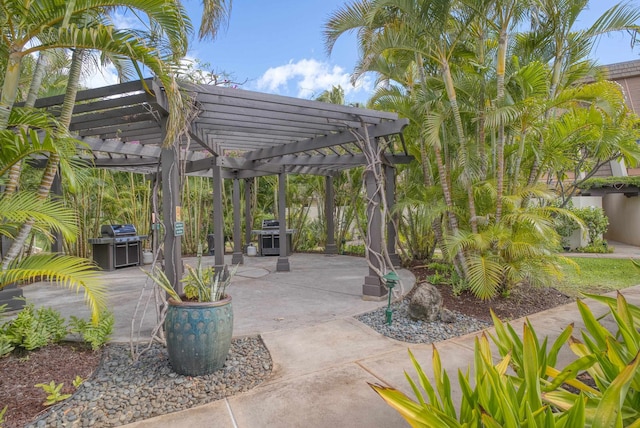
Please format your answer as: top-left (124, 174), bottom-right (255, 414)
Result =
top-left (0, 305), bottom-right (113, 356)
top-left (0, 303), bottom-right (67, 352)
top-left (578, 176), bottom-right (640, 189)
top-left (573, 207), bottom-right (609, 245)
top-left (68, 311), bottom-right (114, 350)
top-left (343, 243), bottom-right (365, 256)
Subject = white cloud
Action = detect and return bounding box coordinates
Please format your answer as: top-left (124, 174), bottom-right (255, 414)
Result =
top-left (81, 63), bottom-right (120, 89)
top-left (109, 11), bottom-right (143, 31)
top-left (255, 58), bottom-right (373, 101)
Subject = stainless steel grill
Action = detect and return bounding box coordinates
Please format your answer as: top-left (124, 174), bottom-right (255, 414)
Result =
top-left (252, 219), bottom-right (294, 256)
top-left (89, 224), bottom-right (146, 270)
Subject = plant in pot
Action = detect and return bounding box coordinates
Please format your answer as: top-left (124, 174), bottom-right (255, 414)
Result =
top-left (149, 256), bottom-right (237, 376)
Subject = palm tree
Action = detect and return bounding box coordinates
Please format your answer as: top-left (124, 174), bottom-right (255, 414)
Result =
top-left (0, 0), bottom-right (191, 136)
top-left (525, 0), bottom-right (640, 186)
top-left (324, 0), bottom-right (640, 298)
top-left (0, 0), bottom-right (193, 318)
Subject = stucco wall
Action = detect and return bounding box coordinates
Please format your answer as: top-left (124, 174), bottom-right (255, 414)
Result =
top-left (603, 193), bottom-right (640, 246)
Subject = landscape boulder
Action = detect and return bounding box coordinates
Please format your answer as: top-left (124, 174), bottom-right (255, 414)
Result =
top-left (408, 282), bottom-right (443, 322)
top-left (439, 307), bottom-right (456, 323)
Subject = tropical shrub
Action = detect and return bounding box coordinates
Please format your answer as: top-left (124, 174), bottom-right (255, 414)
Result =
top-left (371, 294), bottom-right (640, 427)
top-left (0, 305), bottom-right (113, 356)
top-left (573, 207), bottom-right (609, 246)
top-left (68, 311), bottom-right (114, 350)
top-left (0, 303), bottom-right (67, 352)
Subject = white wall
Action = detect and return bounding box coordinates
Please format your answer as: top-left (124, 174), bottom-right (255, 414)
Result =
top-left (603, 193), bottom-right (640, 246)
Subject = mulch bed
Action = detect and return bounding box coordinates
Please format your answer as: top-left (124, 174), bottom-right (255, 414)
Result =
top-left (0, 343), bottom-right (102, 428)
top-left (409, 264), bottom-right (575, 322)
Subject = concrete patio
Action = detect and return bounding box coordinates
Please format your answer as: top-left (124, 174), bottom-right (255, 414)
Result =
top-left (16, 252), bottom-right (640, 427)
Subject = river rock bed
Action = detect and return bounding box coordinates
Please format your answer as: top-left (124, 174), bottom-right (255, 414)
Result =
top-left (356, 299), bottom-right (491, 343)
top-left (27, 336), bottom-right (272, 427)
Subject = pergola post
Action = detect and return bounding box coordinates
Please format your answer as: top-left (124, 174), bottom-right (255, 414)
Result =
top-left (231, 177), bottom-right (243, 265)
top-left (161, 144), bottom-right (183, 295)
top-left (324, 176), bottom-right (338, 255)
top-left (362, 153), bottom-right (386, 300)
top-left (276, 172), bottom-right (290, 272)
top-left (244, 178), bottom-right (253, 252)
top-left (385, 165), bottom-right (401, 267)
top-left (212, 159), bottom-right (225, 270)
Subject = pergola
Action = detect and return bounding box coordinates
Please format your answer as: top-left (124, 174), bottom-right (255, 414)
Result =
top-left (33, 78), bottom-right (410, 299)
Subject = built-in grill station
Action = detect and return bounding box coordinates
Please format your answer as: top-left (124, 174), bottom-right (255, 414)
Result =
top-left (252, 219), bottom-right (294, 256)
top-left (88, 224), bottom-right (146, 270)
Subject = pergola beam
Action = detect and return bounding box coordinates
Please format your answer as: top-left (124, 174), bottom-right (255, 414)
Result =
top-left (243, 119), bottom-right (409, 161)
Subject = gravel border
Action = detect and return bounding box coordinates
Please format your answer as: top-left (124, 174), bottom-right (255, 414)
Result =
top-left (356, 299), bottom-right (491, 343)
top-left (27, 336), bottom-right (272, 427)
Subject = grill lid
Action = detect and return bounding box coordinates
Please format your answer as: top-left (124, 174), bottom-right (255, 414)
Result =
top-left (101, 224), bottom-right (137, 237)
top-left (261, 219), bottom-right (279, 229)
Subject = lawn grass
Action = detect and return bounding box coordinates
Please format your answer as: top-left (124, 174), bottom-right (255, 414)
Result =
top-left (558, 256), bottom-right (640, 297)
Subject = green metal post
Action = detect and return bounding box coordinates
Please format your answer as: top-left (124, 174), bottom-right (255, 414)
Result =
top-left (383, 271), bottom-right (399, 326)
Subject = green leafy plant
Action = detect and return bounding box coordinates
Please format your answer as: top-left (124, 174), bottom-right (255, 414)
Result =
top-left (182, 262), bottom-right (237, 302)
top-left (574, 239), bottom-right (613, 254)
top-left (34, 381), bottom-right (72, 406)
top-left (426, 262), bottom-right (452, 275)
top-left (426, 273), bottom-right (446, 285)
top-left (370, 330), bottom-right (585, 426)
top-left (0, 336), bottom-right (13, 358)
top-left (343, 243), bottom-right (365, 256)
top-left (371, 294), bottom-right (640, 426)
top-left (68, 311), bottom-right (114, 350)
top-left (573, 207), bottom-right (609, 246)
top-left (146, 250), bottom-right (238, 303)
top-left (72, 375), bottom-right (84, 388)
top-left (1, 304), bottom-right (67, 351)
top-left (0, 405), bottom-right (6, 426)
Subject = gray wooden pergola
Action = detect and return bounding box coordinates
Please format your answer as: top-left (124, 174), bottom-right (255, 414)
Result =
top-left (33, 78), bottom-right (410, 299)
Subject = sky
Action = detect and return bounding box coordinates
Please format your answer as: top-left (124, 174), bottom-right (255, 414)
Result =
top-left (91, 1), bottom-right (640, 104)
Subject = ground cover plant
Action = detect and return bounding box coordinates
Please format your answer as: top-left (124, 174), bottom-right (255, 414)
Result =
top-left (0, 305), bottom-right (111, 427)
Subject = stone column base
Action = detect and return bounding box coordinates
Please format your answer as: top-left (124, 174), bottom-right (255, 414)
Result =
top-left (276, 257), bottom-right (290, 272)
top-left (325, 244), bottom-right (338, 255)
top-left (362, 275), bottom-right (388, 299)
top-left (231, 252), bottom-right (244, 265)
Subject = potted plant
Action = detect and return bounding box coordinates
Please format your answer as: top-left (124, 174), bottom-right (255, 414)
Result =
top-left (148, 253), bottom-right (237, 376)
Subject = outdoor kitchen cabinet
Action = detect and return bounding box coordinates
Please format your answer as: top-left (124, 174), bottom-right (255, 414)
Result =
top-left (89, 224), bottom-right (146, 271)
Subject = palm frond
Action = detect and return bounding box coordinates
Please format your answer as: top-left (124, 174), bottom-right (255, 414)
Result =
top-left (1, 254), bottom-right (106, 323)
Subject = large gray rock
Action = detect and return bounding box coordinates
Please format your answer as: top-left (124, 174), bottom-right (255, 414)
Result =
top-left (408, 282), bottom-right (443, 322)
top-left (439, 307), bottom-right (456, 323)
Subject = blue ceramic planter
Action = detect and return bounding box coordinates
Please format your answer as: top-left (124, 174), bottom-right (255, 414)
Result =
top-left (164, 295), bottom-right (233, 376)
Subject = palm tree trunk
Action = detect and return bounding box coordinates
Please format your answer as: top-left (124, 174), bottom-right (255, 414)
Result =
top-left (0, 52), bottom-right (22, 130)
top-left (495, 29), bottom-right (507, 223)
top-left (441, 57), bottom-right (475, 267)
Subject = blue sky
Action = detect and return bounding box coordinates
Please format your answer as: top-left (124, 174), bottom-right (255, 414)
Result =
top-left (95, 1), bottom-right (640, 104)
